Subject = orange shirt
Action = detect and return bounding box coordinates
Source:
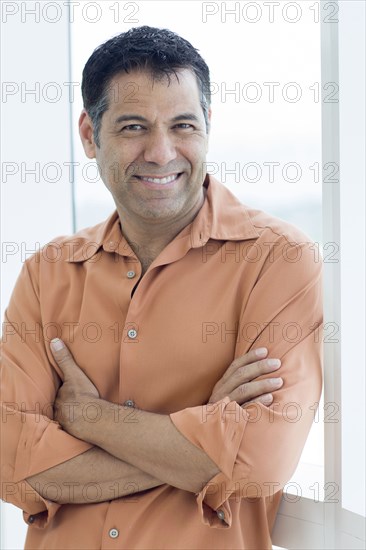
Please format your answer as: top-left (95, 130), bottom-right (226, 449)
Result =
top-left (1, 176), bottom-right (323, 549)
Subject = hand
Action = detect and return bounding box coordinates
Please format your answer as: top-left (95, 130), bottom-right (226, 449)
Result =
top-left (51, 338), bottom-right (100, 439)
top-left (208, 347), bottom-right (283, 406)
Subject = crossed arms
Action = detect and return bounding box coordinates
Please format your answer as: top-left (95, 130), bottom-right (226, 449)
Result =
top-left (1, 240), bottom-right (323, 528)
top-left (26, 342), bottom-right (282, 504)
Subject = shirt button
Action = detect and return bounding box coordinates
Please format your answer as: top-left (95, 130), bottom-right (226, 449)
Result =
top-left (217, 509), bottom-right (225, 521)
top-left (127, 329), bottom-right (137, 339)
top-left (109, 528), bottom-right (119, 539)
top-left (124, 399), bottom-right (135, 407)
top-left (126, 270), bottom-right (136, 279)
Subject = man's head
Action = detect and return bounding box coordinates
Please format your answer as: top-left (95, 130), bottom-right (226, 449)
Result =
top-left (81, 26), bottom-right (211, 148)
top-left (79, 27), bottom-right (212, 227)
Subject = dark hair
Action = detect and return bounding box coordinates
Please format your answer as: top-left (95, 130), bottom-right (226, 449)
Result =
top-left (81, 26), bottom-right (211, 147)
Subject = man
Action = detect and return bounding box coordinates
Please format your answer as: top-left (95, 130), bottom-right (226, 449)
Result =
top-left (1, 26), bottom-right (323, 549)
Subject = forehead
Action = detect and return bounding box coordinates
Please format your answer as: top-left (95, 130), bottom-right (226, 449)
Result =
top-left (105, 68), bottom-right (202, 117)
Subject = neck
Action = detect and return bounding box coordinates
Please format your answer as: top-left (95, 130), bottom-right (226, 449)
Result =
top-left (117, 189), bottom-right (206, 264)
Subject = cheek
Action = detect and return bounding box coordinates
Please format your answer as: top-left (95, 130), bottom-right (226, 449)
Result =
top-left (188, 148), bottom-right (208, 175)
top-left (96, 148), bottom-right (123, 183)
top-left (113, 143), bottom-right (144, 172)
top-left (182, 140), bottom-right (207, 163)
top-left (95, 156), bottom-right (118, 191)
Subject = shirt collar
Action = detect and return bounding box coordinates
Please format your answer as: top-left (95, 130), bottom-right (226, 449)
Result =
top-left (65, 211), bottom-right (125, 262)
top-left (66, 175), bottom-right (259, 263)
top-left (189, 175), bottom-right (260, 247)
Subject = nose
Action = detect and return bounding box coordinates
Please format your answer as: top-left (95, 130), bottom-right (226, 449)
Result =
top-left (143, 128), bottom-right (177, 166)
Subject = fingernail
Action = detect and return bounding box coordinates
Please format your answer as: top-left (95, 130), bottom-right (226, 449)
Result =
top-left (255, 347), bottom-right (267, 357)
top-left (262, 394), bottom-right (273, 404)
top-left (271, 377), bottom-right (283, 386)
top-left (51, 338), bottom-right (64, 351)
top-left (268, 359), bottom-right (281, 368)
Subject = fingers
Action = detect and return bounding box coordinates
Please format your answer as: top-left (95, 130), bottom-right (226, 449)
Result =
top-left (230, 377), bottom-right (283, 406)
top-left (255, 393), bottom-right (274, 406)
top-left (222, 347), bottom-right (268, 383)
top-left (208, 347), bottom-right (284, 405)
top-left (245, 358), bottom-right (281, 381)
top-left (223, 356), bottom-right (282, 396)
top-left (245, 393), bottom-right (274, 407)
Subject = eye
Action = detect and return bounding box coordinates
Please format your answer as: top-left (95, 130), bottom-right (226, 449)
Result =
top-left (121, 124), bottom-right (145, 132)
top-left (174, 123), bottom-right (195, 130)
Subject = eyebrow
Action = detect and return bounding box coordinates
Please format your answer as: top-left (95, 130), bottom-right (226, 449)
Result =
top-left (171, 113), bottom-right (201, 123)
top-left (114, 115), bottom-right (147, 125)
top-left (114, 113), bottom-right (201, 125)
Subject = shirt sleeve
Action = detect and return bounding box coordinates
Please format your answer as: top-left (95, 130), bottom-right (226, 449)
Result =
top-left (170, 240), bottom-right (323, 528)
top-left (0, 256), bottom-right (93, 528)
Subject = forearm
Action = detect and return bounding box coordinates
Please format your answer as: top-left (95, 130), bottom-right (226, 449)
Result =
top-left (26, 447), bottom-right (163, 504)
top-left (82, 400), bottom-right (220, 494)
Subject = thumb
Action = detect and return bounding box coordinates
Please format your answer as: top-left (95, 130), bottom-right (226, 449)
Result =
top-left (50, 338), bottom-right (76, 379)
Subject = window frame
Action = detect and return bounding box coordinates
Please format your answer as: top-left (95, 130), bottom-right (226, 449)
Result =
top-left (272, 1), bottom-right (366, 548)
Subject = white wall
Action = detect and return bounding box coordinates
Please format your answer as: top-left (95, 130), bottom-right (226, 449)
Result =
top-left (1, 3), bottom-right (74, 548)
top-left (1, 2), bottom-right (75, 314)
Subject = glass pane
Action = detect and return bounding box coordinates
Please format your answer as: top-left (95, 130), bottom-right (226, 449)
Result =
top-left (338, 0), bottom-right (366, 518)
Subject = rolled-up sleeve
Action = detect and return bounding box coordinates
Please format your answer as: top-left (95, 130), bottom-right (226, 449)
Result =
top-left (170, 240), bottom-right (323, 528)
top-left (0, 257), bottom-right (92, 528)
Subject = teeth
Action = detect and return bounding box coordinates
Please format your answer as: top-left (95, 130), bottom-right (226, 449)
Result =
top-left (142, 174), bottom-right (179, 185)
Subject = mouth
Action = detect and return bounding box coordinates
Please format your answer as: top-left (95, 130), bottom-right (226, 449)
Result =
top-left (134, 172), bottom-right (183, 189)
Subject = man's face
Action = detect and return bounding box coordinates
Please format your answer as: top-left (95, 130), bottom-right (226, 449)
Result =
top-left (80, 69), bottom-right (210, 224)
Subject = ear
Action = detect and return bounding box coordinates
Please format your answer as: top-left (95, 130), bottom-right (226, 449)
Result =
top-left (206, 107), bottom-right (212, 151)
top-left (207, 107), bottom-right (212, 127)
top-left (79, 109), bottom-right (97, 158)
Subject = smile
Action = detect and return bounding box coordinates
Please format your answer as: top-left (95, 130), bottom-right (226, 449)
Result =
top-left (135, 173), bottom-right (183, 189)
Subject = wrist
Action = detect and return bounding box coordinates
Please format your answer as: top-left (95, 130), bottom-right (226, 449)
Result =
top-left (83, 398), bottom-right (127, 448)
top-left (79, 397), bottom-right (108, 445)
